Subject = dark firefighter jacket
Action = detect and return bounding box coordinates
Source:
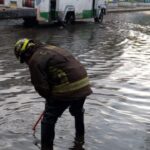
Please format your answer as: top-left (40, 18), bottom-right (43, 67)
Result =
top-left (28, 44), bottom-right (92, 101)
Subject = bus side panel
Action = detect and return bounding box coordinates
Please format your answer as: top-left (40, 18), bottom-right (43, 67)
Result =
top-left (58, 0), bottom-right (93, 19)
top-left (4, 0), bottom-right (10, 6)
top-left (96, 0), bottom-right (106, 8)
top-left (17, 0), bottom-right (23, 8)
top-left (36, 0), bottom-right (50, 22)
top-left (81, 0), bottom-right (93, 18)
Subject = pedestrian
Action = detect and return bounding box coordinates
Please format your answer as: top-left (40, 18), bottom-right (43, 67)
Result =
top-left (14, 38), bottom-right (92, 150)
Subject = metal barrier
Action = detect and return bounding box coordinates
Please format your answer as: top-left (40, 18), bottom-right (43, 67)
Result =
top-left (22, 0), bottom-right (34, 8)
top-left (0, 0), bottom-right (4, 4)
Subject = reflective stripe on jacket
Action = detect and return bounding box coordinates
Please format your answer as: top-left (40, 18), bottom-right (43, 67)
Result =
top-left (52, 77), bottom-right (89, 94)
top-left (28, 44), bottom-right (92, 100)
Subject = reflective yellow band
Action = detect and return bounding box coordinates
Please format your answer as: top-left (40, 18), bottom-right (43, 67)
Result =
top-left (52, 77), bottom-right (89, 93)
top-left (21, 39), bottom-right (30, 51)
top-left (15, 40), bottom-right (21, 46)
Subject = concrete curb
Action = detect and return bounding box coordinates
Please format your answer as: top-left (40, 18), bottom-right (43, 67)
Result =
top-left (107, 7), bottom-right (150, 13)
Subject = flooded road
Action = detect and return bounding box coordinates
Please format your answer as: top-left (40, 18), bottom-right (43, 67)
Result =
top-left (1, 12), bottom-right (150, 150)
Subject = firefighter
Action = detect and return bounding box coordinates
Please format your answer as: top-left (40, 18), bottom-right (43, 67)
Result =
top-left (14, 38), bottom-right (92, 150)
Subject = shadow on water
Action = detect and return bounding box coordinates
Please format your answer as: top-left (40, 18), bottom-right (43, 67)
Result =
top-left (69, 141), bottom-right (85, 150)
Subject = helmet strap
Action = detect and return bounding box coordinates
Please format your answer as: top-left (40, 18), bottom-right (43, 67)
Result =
top-left (21, 43), bottom-right (36, 63)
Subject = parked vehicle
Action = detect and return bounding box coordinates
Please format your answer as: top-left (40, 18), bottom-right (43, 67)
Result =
top-left (2, 0), bottom-right (107, 25)
top-left (17, 0), bottom-right (106, 24)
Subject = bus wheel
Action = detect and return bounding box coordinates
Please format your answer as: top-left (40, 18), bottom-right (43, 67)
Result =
top-left (65, 12), bottom-right (75, 25)
top-left (23, 17), bottom-right (38, 27)
top-left (94, 12), bottom-right (103, 23)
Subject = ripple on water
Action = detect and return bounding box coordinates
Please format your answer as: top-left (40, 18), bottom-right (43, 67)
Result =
top-left (1, 13), bottom-right (150, 150)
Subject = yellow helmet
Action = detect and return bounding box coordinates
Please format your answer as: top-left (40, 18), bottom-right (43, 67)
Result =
top-left (14, 38), bottom-right (34, 63)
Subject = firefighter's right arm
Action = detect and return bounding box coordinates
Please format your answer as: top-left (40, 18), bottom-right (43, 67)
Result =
top-left (29, 63), bottom-right (52, 99)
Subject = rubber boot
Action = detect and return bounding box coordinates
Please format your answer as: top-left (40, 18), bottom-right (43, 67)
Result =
top-left (41, 123), bottom-right (54, 150)
top-left (74, 112), bottom-right (85, 144)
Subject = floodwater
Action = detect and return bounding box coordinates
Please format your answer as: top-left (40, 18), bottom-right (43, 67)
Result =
top-left (1, 12), bottom-right (150, 150)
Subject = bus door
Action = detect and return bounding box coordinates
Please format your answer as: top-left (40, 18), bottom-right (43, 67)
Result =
top-left (92, 0), bottom-right (95, 16)
top-left (50, 0), bottom-right (56, 20)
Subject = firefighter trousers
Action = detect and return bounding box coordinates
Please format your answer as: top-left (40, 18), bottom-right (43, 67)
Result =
top-left (41, 97), bottom-right (86, 150)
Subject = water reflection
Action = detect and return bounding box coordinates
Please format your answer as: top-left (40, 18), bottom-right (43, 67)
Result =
top-left (69, 142), bottom-right (85, 150)
top-left (1, 12), bottom-right (150, 150)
